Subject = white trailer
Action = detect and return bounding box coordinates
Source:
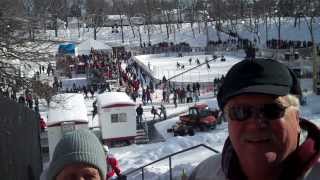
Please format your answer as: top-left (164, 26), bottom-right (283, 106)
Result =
top-left (47, 93), bottom-right (89, 159)
top-left (96, 92), bottom-right (136, 146)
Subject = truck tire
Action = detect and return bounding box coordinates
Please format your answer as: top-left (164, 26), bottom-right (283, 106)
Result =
top-left (211, 124), bottom-right (217, 130)
top-left (180, 130), bottom-right (186, 136)
top-left (217, 117), bottom-right (222, 124)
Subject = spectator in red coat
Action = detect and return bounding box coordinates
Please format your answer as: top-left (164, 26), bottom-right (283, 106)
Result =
top-left (39, 117), bottom-right (46, 132)
top-left (103, 146), bottom-right (126, 180)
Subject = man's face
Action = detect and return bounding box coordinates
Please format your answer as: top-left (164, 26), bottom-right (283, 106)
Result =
top-left (56, 163), bottom-right (101, 180)
top-left (225, 94), bottom-right (300, 170)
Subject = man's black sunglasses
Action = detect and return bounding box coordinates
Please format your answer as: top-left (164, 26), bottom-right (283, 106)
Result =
top-left (225, 102), bottom-right (289, 122)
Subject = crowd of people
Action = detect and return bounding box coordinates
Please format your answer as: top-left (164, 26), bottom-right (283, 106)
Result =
top-left (206, 39), bottom-right (238, 50)
top-left (266, 39), bottom-right (314, 49)
top-left (56, 49), bottom-right (123, 81)
top-left (207, 38), bottom-right (254, 51)
top-left (141, 42), bottom-right (192, 54)
top-left (0, 88), bottom-right (40, 113)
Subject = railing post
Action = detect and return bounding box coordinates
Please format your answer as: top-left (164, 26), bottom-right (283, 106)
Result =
top-left (169, 156), bottom-right (172, 180)
top-left (142, 168), bottom-right (144, 180)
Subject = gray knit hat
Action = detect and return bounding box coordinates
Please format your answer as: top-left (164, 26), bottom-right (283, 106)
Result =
top-left (47, 129), bottom-right (107, 180)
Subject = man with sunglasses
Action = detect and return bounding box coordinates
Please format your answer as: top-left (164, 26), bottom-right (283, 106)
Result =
top-left (189, 58), bottom-right (320, 180)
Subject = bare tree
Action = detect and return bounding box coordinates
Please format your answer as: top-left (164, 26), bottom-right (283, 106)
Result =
top-left (0, 0), bottom-right (57, 99)
top-left (160, 0), bottom-right (175, 39)
top-left (122, 0), bottom-right (137, 39)
top-left (295, 0), bottom-right (320, 92)
top-left (188, 0), bottom-right (197, 38)
top-left (45, 0), bottom-right (67, 37)
top-left (86, 0), bottom-right (110, 40)
top-left (138, 0), bottom-right (160, 45)
top-left (112, 0), bottom-right (126, 43)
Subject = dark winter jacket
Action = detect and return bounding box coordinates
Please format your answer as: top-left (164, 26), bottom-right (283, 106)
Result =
top-left (189, 119), bottom-right (320, 180)
top-left (136, 106), bottom-right (143, 115)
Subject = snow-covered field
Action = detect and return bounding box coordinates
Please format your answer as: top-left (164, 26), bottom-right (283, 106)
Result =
top-left (134, 53), bottom-right (244, 82)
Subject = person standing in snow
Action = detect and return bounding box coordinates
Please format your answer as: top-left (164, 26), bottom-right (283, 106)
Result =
top-left (146, 87), bottom-right (152, 104)
top-left (142, 89), bottom-right (146, 105)
top-left (136, 104), bottom-right (143, 127)
top-left (159, 104), bottom-right (167, 120)
top-left (189, 59), bottom-right (320, 180)
top-left (89, 87), bottom-right (95, 98)
top-left (34, 96), bottom-right (39, 113)
top-left (39, 117), bottom-right (46, 132)
top-left (26, 93), bottom-right (33, 109)
top-left (173, 89), bottom-right (178, 108)
top-left (151, 106), bottom-right (161, 121)
top-left (92, 100), bottom-right (98, 120)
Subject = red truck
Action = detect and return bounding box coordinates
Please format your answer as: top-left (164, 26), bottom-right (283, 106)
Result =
top-left (167, 104), bottom-right (220, 136)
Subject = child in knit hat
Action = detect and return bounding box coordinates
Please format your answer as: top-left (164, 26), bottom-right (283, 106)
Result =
top-left (47, 129), bottom-right (107, 180)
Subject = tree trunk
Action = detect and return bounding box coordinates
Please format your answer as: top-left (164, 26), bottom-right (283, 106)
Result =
top-left (190, 0), bottom-right (195, 38)
top-left (190, 22), bottom-right (195, 38)
top-left (205, 18), bottom-right (209, 46)
top-left (265, 15), bottom-right (268, 46)
top-left (216, 20), bottom-right (221, 42)
top-left (128, 17), bottom-right (136, 38)
top-left (307, 17), bottom-right (319, 93)
top-left (277, 16), bottom-right (281, 49)
top-left (165, 22), bottom-right (169, 39)
top-left (120, 14), bottom-right (124, 43)
top-left (147, 24), bottom-right (151, 45)
top-left (173, 24), bottom-right (176, 43)
top-left (54, 17), bottom-right (58, 37)
top-left (78, 17), bottom-right (81, 38)
top-left (137, 25), bottom-right (142, 47)
top-left (165, 11), bottom-right (170, 39)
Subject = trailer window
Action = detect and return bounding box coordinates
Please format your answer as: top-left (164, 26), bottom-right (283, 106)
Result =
top-left (111, 113), bottom-right (127, 123)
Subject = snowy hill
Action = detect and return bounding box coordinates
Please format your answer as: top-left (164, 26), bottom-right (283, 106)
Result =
top-left (42, 18), bottom-right (320, 50)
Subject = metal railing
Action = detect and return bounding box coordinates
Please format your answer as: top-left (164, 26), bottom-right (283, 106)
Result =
top-left (123, 144), bottom-right (220, 180)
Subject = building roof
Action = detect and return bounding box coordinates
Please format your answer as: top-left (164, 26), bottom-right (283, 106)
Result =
top-left (47, 93), bottom-right (88, 126)
top-left (96, 92), bottom-right (135, 109)
top-left (76, 39), bottom-right (112, 55)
